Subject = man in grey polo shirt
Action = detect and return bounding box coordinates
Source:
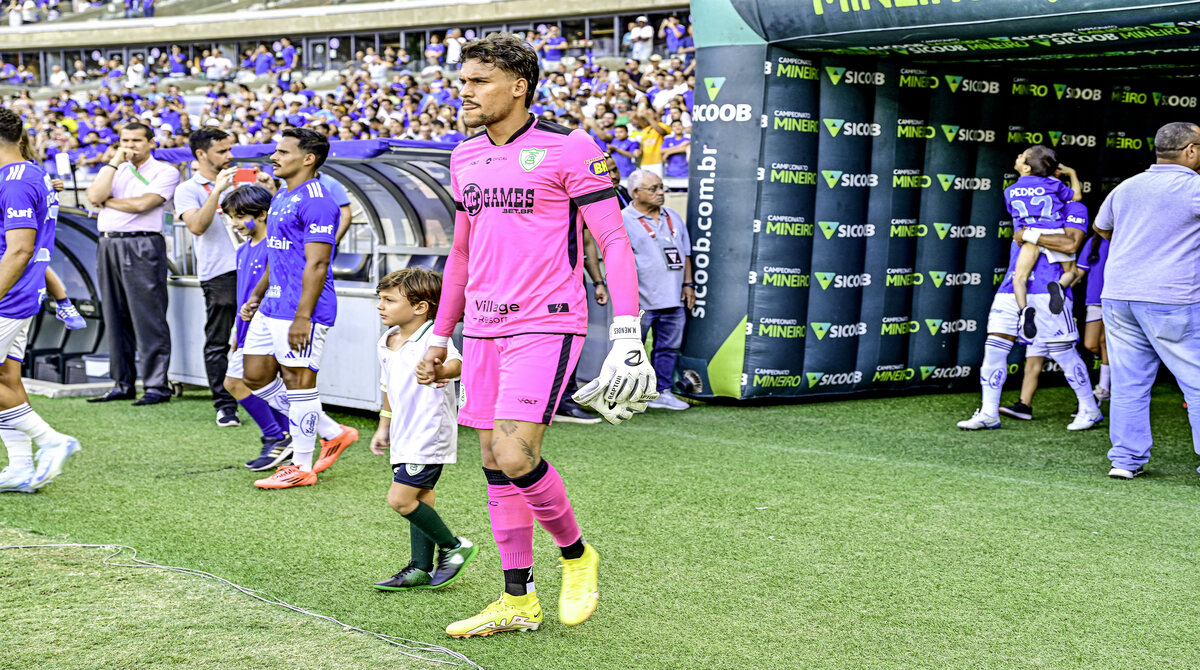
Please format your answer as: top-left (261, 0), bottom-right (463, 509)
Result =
top-left (1095, 121), bottom-right (1200, 479)
top-left (85, 121), bottom-right (180, 405)
top-left (621, 169), bottom-right (695, 411)
top-left (175, 128), bottom-right (241, 427)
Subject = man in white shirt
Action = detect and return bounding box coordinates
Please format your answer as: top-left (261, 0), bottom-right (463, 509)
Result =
top-left (631, 16), bottom-right (654, 62)
top-left (49, 66), bottom-right (68, 88)
top-left (445, 29), bottom-right (466, 65)
top-left (205, 49), bottom-right (233, 81)
top-left (173, 128), bottom-right (241, 426)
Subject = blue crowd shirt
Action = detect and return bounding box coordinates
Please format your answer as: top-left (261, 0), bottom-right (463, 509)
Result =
top-left (544, 36), bottom-right (566, 61)
top-left (235, 237), bottom-right (269, 347)
top-left (661, 135), bottom-right (689, 178)
top-left (260, 178), bottom-right (339, 326)
top-left (254, 52), bottom-right (274, 76)
top-left (0, 162), bottom-right (57, 319)
top-left (608, 137), bottom-right (639, 177)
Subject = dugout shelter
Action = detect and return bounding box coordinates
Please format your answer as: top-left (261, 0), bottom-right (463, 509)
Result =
top-left (682, 0), bottom-right (1200, 400)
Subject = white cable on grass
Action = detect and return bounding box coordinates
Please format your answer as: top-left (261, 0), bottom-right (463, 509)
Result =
top-left (0, 543), bottom-right (486, 669)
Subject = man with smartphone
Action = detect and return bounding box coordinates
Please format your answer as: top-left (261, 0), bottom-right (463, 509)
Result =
top-left (174, 128), bottom-right (243, 426)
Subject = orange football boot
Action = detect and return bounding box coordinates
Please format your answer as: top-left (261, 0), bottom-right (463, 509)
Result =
top-left (254, 464), bottom-right (317, 489)
top-left (313, 424), bottom-right (359, 473)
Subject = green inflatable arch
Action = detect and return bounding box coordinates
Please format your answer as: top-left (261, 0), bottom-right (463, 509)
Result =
top-left (681, 0), bottom-right (1200, 399)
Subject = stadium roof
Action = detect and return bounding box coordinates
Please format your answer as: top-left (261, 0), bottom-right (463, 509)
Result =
top-left (696, 0), bottom-right (1200, 72)
top-left (0, 0), bottom-right (684, 50)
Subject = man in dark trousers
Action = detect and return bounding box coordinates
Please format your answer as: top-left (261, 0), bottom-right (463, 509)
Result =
top-left (85, 121), bottom-right (180, 405)
top-left (174, 128), bottom-right (241, 426)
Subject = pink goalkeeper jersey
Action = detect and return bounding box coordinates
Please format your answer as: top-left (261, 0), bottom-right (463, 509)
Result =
top-left (445, 116), bottom-right (626, 337)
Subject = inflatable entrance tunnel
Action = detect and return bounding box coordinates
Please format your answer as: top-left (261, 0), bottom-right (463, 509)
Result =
top-left (683, 0), bottom-right (1200, 399)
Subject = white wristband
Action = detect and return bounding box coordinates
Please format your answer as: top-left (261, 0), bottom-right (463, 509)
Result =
top-left (430, 335), bottom-right (449, 348)
top-left (1023, 229), bottom-right (1043, 245)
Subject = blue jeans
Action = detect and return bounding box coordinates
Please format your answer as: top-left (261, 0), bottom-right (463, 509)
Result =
top-left (1103, 300), bottom-right (1200, 471)
top-left (641, 306), bottom-right (686, 393)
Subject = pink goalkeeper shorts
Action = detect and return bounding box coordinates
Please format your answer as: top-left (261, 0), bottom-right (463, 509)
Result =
top-left (459, 333), bottom-right (585, 429)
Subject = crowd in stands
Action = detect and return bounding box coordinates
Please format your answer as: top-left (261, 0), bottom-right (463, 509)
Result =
top-left (5, 0), bottom-right (155, 25)
top-left (4, 17), bottom-right (695, 187)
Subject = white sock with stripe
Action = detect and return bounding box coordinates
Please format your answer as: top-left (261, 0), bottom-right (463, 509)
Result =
top-left (1048, 343), bottom-right (1101, 416)
top-left (0, 403), bottom-right (67, 448)
top-left (980, 336), bottom-right (1014, 417)
top-left (316, 412), bottom-right (341, 440)
top-left (252, 379), bottom-right (291, 416)
top-left (1, 428), bottom-right (33, 470)
top-left (286, 389), bottom-right (321, 472)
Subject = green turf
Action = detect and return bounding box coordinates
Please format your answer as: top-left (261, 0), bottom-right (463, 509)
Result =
top-left (1, 386), bottom-right (1198, 669)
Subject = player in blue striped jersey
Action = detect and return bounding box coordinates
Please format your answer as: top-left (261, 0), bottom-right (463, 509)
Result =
top-left (0, 107), bottom-right (79, 493)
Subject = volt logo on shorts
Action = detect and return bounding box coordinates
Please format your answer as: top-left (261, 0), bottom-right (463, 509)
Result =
top-left (515, 397), bottom-right (540, 406)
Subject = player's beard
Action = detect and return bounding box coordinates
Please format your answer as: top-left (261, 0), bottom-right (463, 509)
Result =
top-left (463, 107), bottom-right (493, 129)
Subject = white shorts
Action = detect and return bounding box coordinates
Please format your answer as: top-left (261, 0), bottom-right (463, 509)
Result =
top-left (0, 316), bottom-right (32, 363)
top-left (1025, 341), bottom-right (1049, 358)
top-left (1086, 304), bottom-right (1103, 323)
top-left (987, 292), bottom-right (1077, 344)
top-left (242, 312), bottom-right (330, 371)
top-left (226, 347), bottom-right (244, 379)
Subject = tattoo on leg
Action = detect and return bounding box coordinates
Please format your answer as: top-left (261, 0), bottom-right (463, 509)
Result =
top-left (498, 421), bottom-right (518, 437)
top-left (516, 437), bottom-right (537, 468)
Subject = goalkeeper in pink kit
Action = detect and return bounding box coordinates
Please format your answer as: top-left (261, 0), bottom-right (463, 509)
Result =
top-left (417, 33), bottom-right (656, 637)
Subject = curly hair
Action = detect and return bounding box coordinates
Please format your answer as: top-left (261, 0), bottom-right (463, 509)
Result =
top-left (0, 106), bottom-right (23, 145)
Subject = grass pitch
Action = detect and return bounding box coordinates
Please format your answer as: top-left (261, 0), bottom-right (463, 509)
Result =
top-left (1, 385), bottom-right (1198, 669)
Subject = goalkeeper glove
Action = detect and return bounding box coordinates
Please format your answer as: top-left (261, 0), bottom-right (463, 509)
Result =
top-left (573, 314), bottom-right (658, 423)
